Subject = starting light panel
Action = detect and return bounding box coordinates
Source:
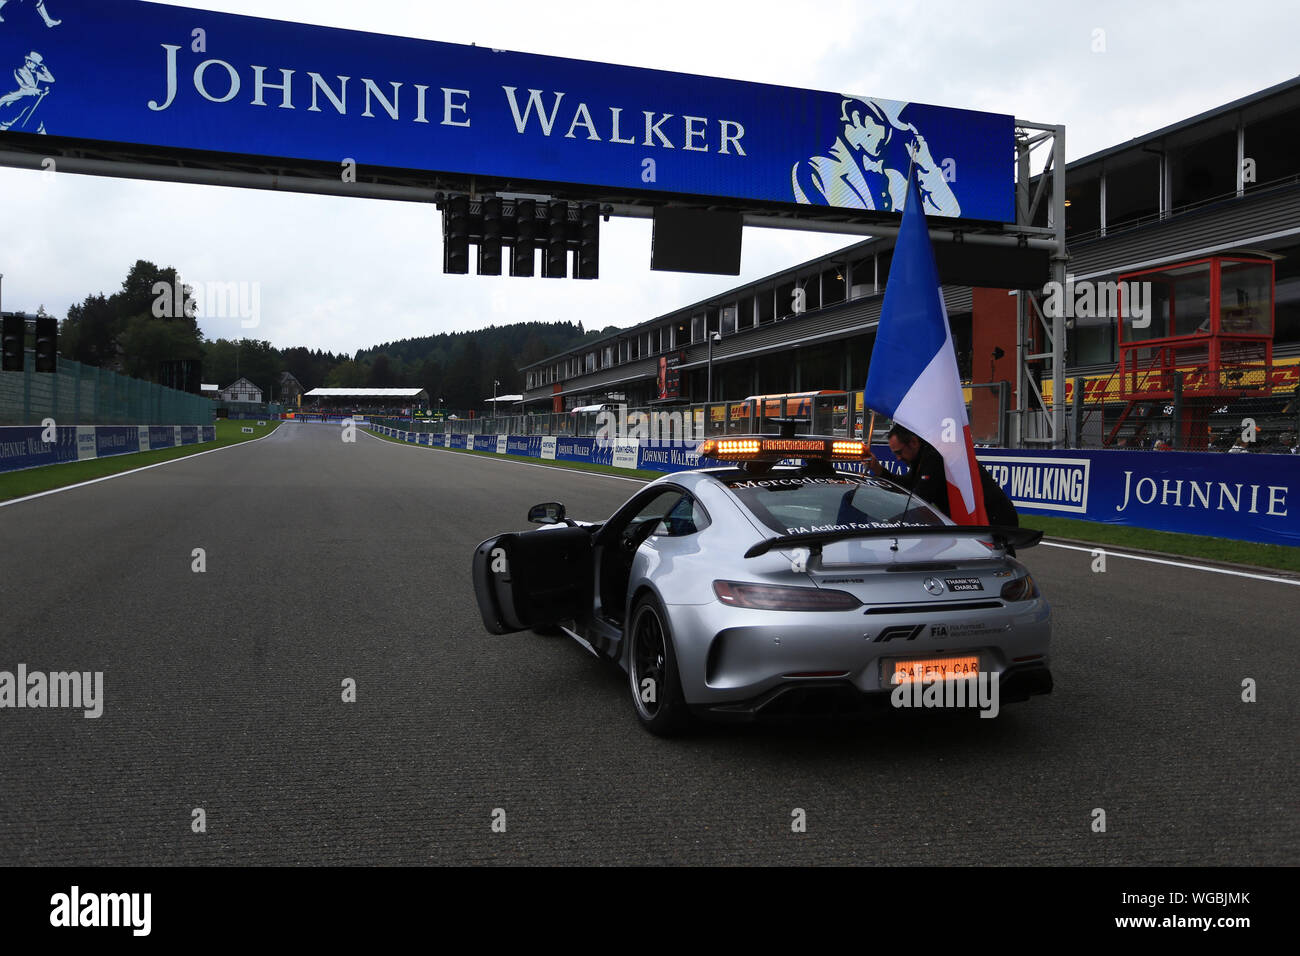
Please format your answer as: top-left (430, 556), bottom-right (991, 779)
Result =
top-left (442, 197), bottom-right (602, 280)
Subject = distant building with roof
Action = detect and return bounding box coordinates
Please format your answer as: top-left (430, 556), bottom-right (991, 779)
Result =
top-left (278, 372), bottom-right (304, 406)
top-left (219, 377), bottom-right (263, 403)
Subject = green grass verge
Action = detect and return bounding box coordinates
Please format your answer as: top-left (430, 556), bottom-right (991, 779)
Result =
top-left (365, 427), bottom-right (664, 480)
top-left (0, 419), bottom-right (280, 503)
top-left (1025, 514), bottom-right (1300, 574)
top-left (369, 427), bottom-right (1299, 574)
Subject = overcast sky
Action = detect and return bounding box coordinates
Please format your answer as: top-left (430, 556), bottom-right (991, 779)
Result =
top-left (0, 0), bottom-right (1295, 355)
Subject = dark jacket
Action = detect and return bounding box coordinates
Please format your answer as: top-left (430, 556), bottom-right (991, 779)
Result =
top-left (894, 441), bottom-right (1018, 527)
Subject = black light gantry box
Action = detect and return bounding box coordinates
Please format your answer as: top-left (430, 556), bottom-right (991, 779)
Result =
top-left (651, 208), bottom-right (743, 276)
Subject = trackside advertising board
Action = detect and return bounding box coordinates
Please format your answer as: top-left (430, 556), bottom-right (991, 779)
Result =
top-left (369, 427), bottom-right (1298, 546)
top-left (0, 1), bottom-right (1013, 221)
top-left (994, 449), bottom-right (1298, 546)
top-left (0, 424), bottom-right (215, 473)
top-left (868, 446), bottom-right (1298, 547)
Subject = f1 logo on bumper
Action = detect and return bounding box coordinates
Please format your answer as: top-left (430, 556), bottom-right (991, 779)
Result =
top-left (870, 625), bottom-right (925, 643)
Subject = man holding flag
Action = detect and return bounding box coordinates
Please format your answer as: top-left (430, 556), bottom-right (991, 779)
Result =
top-left (861, 165), bottom-right (1016, 529)
top-left (872, 422), bottom-right (1018, 528)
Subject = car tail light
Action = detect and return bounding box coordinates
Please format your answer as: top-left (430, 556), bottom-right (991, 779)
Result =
top-left (999, 574), bottom-right (1039, 601)
top-left (713, 580), bottom-right (862, 611)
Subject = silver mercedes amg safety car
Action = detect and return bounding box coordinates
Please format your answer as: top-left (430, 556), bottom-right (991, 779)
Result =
top-left (472, 434), bottom-right (1051, 735)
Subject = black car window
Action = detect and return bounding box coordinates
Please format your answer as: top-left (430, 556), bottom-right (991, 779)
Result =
top-left (724, 473), bottom-right (945, 535)
top-left (630, 490), bottom-right (684, 526)
top-left (655, 494), bottom-right (708, 537)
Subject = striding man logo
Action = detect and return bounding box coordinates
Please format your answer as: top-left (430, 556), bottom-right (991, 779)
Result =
top-left (0, 0), bottom-right (63, 29)
top-left (792, 96), bottom-right (960, 217)
top-left (0, 49), bottom-right (54, 133)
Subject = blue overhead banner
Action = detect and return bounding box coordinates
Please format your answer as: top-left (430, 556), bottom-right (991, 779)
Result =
top-left (0, 0), bottom-right (1015, 222)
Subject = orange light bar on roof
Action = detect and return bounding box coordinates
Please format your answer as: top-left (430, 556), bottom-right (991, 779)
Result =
top-left (698, 437), bottom-right (870, 462)
top-left (760, 439), bottom-right (825, 453)
top-left (699, 438), bottom-right (763, 459)
top-left (829, 440), bottom-right (869, 460)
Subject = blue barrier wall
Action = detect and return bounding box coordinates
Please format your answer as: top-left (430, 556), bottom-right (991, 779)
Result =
top-left (507, 436), bottom-right (542, 457)
top-left (0, 426), bottom-right (78, 471)
top-left (148, 426), bottom-right (175, 450)
top-left (1, 424), bottom-right (217, 475)
top-left (95, 426), bottom-right (139, 458)
top-left (366, 427), bottom-right (1299, 546)
top-left (974, 448), bottom-right (1298, 546)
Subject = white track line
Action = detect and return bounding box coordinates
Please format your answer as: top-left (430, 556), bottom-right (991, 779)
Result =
top-left (362, 428), bottom-right (646, 483)
top-left (1039, 541), bottom-right (1300, 587)
top-left (0, 425), bottom-right (283, 509)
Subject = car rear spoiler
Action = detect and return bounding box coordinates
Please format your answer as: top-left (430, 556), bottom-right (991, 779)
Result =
top-left (743, 525), bottom-right (1043, 558)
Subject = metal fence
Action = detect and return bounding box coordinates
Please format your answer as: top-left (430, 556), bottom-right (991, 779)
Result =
top-left (1070, 369), bottom-right (1300, 453)
top-left (214, 400), bottom-right (285, 419)
top-left (371, 385), bottom-right (1011, 447)
top-left (0, 353), bottom-right (215, 426)
top-left (376, 394), bottom-right (857, 441)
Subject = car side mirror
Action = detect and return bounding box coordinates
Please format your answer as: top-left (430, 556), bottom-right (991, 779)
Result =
top-left (528, 502), bottom-right (566, 525)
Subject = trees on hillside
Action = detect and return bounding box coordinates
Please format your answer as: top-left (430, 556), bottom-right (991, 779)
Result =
top-left (325, 360), bottom-right (367, 388)
top-left (55, 262), bottom-right (598, 408)
top-left (60, 260), bottom-right (202, 375)
top-left (202, 338), bottom-right (281, 397)
top-left (281, 346), bottom-right (345, 392)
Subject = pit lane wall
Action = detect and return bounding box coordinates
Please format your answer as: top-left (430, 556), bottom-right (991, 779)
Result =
top-left (0, 425), bottom-right (217, 474)
top-left (366, 426), bottom-right (1299, 547)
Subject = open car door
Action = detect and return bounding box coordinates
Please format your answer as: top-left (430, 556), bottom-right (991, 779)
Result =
top-left (472, 527), bottom-right (594, 634)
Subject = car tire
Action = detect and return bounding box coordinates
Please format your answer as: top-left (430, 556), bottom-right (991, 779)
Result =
top-left (627, 594), bottom-right (692, 736)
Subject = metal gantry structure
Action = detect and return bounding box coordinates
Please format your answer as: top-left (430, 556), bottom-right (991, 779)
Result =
top-left (1014, 121), bottom-right (1070, 448)
top-left (0, 116), bottom-right (1070, 446)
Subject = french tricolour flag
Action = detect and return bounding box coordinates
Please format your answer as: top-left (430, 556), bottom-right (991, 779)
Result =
top-left (863, 170), bottom-right (988, 525)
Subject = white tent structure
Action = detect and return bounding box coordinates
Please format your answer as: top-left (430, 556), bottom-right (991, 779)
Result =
top-left (304, 388), bottom-right (428, 400)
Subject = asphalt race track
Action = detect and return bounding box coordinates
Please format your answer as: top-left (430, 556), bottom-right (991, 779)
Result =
top-left (1, 422), bottom-right (1296, 865)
